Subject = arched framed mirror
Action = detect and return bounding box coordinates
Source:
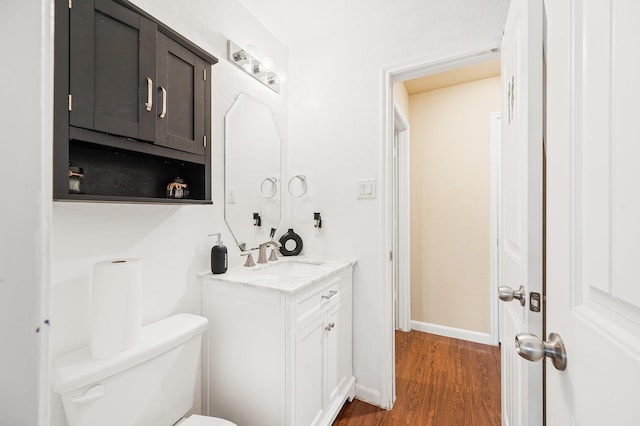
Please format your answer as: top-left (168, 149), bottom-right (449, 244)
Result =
top-left (224, 93), bottom-right (281, 250)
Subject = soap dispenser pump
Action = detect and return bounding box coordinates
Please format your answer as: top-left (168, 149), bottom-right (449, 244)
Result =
top-left (210, 233), bottom-right (228, 274)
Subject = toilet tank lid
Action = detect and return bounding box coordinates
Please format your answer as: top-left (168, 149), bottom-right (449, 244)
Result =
top-left (52, 313), bottom-right (208, 394)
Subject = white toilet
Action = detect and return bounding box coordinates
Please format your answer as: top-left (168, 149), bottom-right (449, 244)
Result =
top-left (52, 314), bottom-right (236, 426)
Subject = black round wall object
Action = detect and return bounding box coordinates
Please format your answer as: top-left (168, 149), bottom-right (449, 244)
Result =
top-left (279, 228), bottom-right (303, 256)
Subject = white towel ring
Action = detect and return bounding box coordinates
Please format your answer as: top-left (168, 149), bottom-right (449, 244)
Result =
top-left (260, 177), bottom-right (278, 199)
top-left (288, 174), bottom-right (307, 198)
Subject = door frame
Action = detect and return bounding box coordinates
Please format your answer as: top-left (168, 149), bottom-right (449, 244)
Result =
top-left (380, 44), bottom-right (501, 409)
top-left (393, 106), bottom-right (411, 332)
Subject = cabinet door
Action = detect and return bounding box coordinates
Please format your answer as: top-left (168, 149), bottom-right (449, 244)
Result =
top-left (325, 297), bottom-right (352, 406)
top-left (70, 0), bottom-right (156, 141)
top-left (156, 33), bottom-right (206, 155)
top-left (295, 316), bottom-right (325, 426)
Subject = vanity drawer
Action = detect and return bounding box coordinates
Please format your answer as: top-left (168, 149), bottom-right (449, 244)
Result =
top-left (295, 270), bottom-right (351, 330)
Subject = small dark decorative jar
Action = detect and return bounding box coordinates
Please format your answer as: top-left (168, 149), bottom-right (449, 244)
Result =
top-left (166, 177), bottom-right (189, 199)
top-left (68, 163), bottom-right (84, 194)
top-left (279, 228), bottom-right (303, 256)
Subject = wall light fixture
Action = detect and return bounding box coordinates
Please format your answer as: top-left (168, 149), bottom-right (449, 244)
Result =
top-left (228, 40), bottom-right (284, 93)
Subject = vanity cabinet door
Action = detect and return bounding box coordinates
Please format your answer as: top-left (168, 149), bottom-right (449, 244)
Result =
top-left (295, 316), bottom-right (326, 426)
top-left (325, 296), bottom-right (352, 406)
top-left (156, 33), bottom-right (207, 155)
top-left (70, 0), bottom-right (157, 141)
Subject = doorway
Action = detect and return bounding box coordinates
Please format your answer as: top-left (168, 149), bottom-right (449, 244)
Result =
top-left (382, 46), bottom-right (502, 408)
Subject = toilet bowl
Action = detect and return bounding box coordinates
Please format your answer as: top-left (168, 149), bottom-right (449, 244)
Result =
top-left (52, 314), bottom-right (236, 426)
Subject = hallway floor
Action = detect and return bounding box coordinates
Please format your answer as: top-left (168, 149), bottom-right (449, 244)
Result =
top-left (334, 330), bottom-right (501, 425)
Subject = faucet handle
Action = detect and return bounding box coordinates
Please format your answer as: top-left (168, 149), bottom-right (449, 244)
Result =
top-left (241, 252), bottom-right (256, 267)
top-left (268, 248), bottom-right (279, 261)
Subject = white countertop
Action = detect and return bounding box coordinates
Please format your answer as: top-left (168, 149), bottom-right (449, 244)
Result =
top-left (198, 256), bottom-right (356, 294)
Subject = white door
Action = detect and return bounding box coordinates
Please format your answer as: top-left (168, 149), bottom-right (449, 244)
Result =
top-left (546, 0), bottom-right (640, 424)
top-left (498, 0), bottom-right (543, 424)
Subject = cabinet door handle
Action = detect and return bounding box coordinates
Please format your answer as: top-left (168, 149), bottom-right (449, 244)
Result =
top-left (145, 77), bottom-right (153, 111)
top-left (321, 290), bottom-right (338, 300)
top-left (159, 86), bottom-right (167, 118)
top-left (325, 322), bottom-right (335, 331)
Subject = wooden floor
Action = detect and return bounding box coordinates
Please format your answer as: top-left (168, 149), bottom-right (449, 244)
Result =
top-left (334, 330), bottom-right (501, 425)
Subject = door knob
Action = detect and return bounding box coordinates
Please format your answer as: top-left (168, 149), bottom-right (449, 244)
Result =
top-left (515, 332), bottom-right (567, 371)
top-left (498, 285), bottom-right (526, 306)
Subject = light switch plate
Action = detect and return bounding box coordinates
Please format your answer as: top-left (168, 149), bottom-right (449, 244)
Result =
top-left (357, 179), bottom-right (376, 199)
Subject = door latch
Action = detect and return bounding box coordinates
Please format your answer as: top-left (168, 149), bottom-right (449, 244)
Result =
top-left (529, 292), bottom-right (541, 312)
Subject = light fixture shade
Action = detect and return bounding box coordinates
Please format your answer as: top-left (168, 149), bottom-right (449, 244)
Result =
top-left (228, 40), bottom-right (281, 93)
top-left (261, 57), bottom-right (274, 72)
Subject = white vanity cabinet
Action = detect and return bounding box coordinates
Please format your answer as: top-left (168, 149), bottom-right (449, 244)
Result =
top-left (293, 271), bottom-right (353, 425)
top-left (200, 260), bottom-right (355, 426)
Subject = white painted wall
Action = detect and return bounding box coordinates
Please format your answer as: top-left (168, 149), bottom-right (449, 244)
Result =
top-left (286, 0), bottom-right (509, 405)
top-left (49, 1), bottom-right (288, 424)
top-left (0, 1), bottom-right (53, 425)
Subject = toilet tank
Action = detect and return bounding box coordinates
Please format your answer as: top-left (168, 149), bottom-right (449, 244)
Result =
top-left (52, 314), bottom-right (208, 426)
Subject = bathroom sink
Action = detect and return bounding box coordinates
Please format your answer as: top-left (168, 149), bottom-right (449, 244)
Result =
top-left (201, 257), bottom-right (355, 293)
top-left (232, 260), bottom-right (326, 283)
top-left (262, 260), bottom-right (325, 277)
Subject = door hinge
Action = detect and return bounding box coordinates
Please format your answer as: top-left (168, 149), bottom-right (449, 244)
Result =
top-left (203, 135), bottom-right (207, 148)
top-left (68, 94), bottom-right (72, 111)
top-left (389, 250), bottom-right (393, 261)
top-left (68, 0), bottom-right (72, 8)
top-left (203, 69), bottom-right (206, 81)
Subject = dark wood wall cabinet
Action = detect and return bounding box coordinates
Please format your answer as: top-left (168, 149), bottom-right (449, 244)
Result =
top-left (54, 0), bottom-right (217, 203)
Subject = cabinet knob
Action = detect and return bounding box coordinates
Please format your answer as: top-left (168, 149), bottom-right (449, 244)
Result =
top-left (325, 322), bottom-right (335, 331)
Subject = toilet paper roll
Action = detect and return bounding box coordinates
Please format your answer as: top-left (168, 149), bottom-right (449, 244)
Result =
top-left (90, 259), bottom-right (142, 359)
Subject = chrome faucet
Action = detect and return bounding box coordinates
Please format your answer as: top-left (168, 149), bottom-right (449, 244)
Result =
top-left (257, 240), bottom-right (281, 264)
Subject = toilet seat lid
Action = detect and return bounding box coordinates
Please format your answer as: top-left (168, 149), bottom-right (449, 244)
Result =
top-left (178, 415), bottom-right (236, 426)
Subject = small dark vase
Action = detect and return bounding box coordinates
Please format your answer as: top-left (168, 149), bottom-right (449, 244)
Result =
top-left (279, 228), bottom-right (303, 256)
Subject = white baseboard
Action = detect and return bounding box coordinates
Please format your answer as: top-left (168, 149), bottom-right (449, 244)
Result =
top-left (355, 384), bottom-right (382, 408)
top-left (411, 320), bottom-right (498, 346)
